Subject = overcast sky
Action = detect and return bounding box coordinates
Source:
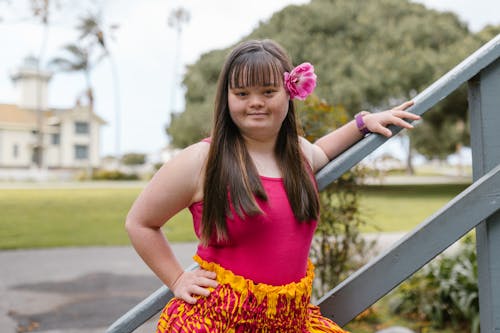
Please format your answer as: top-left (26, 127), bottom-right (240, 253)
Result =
top-left (0, 0), bottom-right (498, 159)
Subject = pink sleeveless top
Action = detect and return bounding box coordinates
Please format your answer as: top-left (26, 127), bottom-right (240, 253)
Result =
top-left (190, 141), bottom-right (318, 286)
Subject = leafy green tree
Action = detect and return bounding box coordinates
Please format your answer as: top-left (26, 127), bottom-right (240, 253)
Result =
top-left (168, 0), bottom-right (480, 146)
top-left (167, 0), bottom-right (497, 170)
top-left (166, 49), bottom-right (226, 145)
top-left (121, 153), bottom-right (146, 166)
top-left (409, 24), bottom-right (500, 160)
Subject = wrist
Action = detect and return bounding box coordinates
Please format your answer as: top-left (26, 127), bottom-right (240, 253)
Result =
top-left (355, 111), bottom-right (371, 135)
top-left (170, 270), bottom-right (185, 289)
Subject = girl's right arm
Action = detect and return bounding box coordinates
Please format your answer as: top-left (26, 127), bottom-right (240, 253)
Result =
top-left (125, 142), bottom-right (218, 304)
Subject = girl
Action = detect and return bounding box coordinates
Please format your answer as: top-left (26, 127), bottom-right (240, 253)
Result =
top-left (126, 39), bottom-right (419, 332)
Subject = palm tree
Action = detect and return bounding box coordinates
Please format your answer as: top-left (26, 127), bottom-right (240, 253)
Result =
top-left (77, 12), bottom-right (121, 157)
top-left (50, 11), bottom-right (117, 178)
top-left (50, 43), bottom-right (103, 178)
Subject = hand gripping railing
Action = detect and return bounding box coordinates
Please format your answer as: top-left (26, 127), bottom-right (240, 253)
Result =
top-left (107, 33), bottom-right (500, 332)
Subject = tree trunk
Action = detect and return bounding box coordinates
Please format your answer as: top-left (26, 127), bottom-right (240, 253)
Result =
top-left (406, 135), bottom-right (415, 175)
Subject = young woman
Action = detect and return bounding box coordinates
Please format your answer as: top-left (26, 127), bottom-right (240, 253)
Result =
top-left (125, 39), bottom-right (419, 332)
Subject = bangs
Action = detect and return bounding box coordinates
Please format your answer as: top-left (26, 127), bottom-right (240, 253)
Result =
top-left (229, 52), bottom-right (284, 89)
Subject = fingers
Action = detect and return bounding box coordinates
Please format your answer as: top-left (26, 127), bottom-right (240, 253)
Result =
top-left (394, 100), bottom-right (414, 111)
top-left (371, 123), bottom-right (393, 138)
top-left (363, 101), bottom-right (420, 137)
top-left (172, 269), bottom-right (218, 304)
top-left (390, 109), bottom-right (421, 121)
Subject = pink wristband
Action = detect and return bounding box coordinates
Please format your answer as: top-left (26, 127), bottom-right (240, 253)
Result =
top-left (355, 113), bottom-right (370, 135)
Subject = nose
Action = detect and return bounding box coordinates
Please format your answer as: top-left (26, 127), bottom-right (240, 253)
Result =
top-left (248, 94), bottom-right (264, 109)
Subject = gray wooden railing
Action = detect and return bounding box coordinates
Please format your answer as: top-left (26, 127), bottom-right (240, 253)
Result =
top-left (107, 33), bottom-right (500, 333)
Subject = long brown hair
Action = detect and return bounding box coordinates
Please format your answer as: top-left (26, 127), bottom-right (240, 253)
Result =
top-left (201, 39), bottom-right (319, 244)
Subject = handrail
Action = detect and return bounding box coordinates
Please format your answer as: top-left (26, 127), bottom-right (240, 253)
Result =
top-left (106, 33), bottom-right (500, 332)
top-left (106, 263), bottom-right (198, 333)
top-left (318, 162), bottom-right (500, 325)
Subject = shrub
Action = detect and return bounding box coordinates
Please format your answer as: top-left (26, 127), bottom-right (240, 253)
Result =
top-left (121, 153), bottom-right (146, 165)
top-left (310, 168), bottom-right (375, 299)
top-left (92, 169), bottom-right (139, 181)
top-left (298, 96), bottom-right (375, 299)
top-left (389, 234), bottom-right (479, 332)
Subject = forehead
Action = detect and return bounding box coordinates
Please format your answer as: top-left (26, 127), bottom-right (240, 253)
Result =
top-left (228, 53), bottom-right (284, 88)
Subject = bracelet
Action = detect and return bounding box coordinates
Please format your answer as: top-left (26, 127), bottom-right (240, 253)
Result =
top-left (355, 111), bottom-right (371, 135)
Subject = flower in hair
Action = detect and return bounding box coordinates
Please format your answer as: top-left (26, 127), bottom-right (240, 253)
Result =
top-left (284, 62), bottom-right (317, 100)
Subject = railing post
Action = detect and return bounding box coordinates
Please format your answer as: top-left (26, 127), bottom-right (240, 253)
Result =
top-left (468, 56), bottom-right (500, 332)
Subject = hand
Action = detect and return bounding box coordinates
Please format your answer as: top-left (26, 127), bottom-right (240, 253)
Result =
top-left (363, 101), bottom-right (420, 137)
top-left (171, 269), bottom-right (218, 304)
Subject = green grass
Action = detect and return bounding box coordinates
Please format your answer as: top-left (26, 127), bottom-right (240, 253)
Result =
top-left (0, 187), bottom-right (196, 249)
top-left (359, 183), bottom-right (469, 233)
top-left (0, 183), bottom-right (470, 249)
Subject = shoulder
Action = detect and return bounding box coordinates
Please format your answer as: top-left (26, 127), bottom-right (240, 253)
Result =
top-left (152, 141), bottom-right (210, 203)
top-left (299, 136), bottom-right (329, 173)
top-left (160, 141), bottom-right (209, 172)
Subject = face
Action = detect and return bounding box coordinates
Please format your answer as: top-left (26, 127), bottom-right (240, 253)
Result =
top-left (228, 84), bottom-right (289, 140)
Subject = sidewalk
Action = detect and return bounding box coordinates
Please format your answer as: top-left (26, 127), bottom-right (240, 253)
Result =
top-left (0, 243), bottom-right (198, 333)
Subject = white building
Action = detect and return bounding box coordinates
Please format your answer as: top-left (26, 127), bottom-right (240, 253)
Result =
top-left (0, 57), bottom-right (105, 172)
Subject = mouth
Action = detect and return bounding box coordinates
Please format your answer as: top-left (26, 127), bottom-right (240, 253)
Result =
top-left (247, 112), bottom-right (268, 116)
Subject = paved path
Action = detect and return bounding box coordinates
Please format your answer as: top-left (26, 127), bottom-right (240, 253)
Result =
top-left (0, 243), bottom-right (198, 333)
top-left (0, 233), bottom-right (415, 333)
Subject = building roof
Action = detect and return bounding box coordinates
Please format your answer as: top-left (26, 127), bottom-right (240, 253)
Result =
top-left (0, 104), bottom-right (37, 129)
top-left (0, 103), bottom-right (107, 128)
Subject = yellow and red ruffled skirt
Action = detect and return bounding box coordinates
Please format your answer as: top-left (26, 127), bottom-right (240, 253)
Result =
top-left (157, 255), bottom-right (348, 333)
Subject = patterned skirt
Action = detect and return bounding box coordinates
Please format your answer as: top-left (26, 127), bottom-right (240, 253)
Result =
top-left (156, 255), bottom-right (348, 333)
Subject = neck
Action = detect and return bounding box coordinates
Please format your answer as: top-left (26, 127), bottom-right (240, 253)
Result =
top-left (241, 134), bottom-right (276, 155)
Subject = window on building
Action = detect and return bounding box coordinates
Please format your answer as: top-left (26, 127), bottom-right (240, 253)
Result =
top-left (51, 133), bottom-right (60, 145)
top-left (75, 145), bottom-right (89, 160)
top-left (75, 121), bottom-right (89, 134)
top-left (13, 144), bottom-right (19, 158)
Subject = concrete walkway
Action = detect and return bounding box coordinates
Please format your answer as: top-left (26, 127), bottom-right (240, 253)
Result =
top-left (0, 243), bottom-right (198, 333)
top-left (0, 233), bottom-right (412, 333)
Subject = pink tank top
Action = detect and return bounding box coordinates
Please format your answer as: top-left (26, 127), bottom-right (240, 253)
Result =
top-left (190, 144), bottom-right (318, 285)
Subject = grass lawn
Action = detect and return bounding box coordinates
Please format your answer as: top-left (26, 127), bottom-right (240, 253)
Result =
top-left (0, 187), bottom-right (195, 249)
top-left (0, 183), bottom-right (469, 249)
top-left (359, 183), bottom-right (469, 233)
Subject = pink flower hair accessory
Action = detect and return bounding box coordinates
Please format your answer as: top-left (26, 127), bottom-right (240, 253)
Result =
top-left (284, 62), bottom-right (317, 100)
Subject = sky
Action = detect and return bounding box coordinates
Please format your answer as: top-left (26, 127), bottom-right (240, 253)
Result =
top-left (0, 0), bottom-right (499, 161)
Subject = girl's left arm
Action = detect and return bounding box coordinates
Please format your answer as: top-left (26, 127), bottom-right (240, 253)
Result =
top-left (310, 101), bottom-right (420, 172)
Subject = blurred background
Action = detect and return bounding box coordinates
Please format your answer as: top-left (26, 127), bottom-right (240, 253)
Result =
top-left (0, 0), bottom-right (498, 180)
top-left (1, 1), bottom-right (499, 332)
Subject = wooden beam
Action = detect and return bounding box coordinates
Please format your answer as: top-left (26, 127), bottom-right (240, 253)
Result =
top-left (317, 163), bottom-right (500, 326)
top-left (469, 57), bottom-right (500, 332)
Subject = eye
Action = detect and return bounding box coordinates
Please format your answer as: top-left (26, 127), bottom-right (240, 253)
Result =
top-left (264, 89), bottom-right (277, 96)
top-left (231, 89), bottom-right (248, 97)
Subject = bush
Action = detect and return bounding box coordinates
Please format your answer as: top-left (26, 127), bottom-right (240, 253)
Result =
top-left (310, 168), bottom-right (375, 300)
top-left (92, 169), bottom-right (139, 181)
top-left (298, 95), bottom-right (375, 299)
top-left (121, 153), bottom-right (146, 165)
top-left (389, 234), bottom-right (479, 332)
